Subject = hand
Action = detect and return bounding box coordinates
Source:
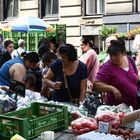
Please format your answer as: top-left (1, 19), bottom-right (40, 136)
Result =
top-left (0, 86), bottom-right (9, 92)
top-left (110, 86), bottom-right (122, 101)
top-left (54, 81), bottom-right (62, 90)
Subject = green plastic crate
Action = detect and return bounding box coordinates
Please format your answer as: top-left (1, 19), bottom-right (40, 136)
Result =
top-left (1, 24), bottom-right (66, 52)
top-left (0, 102), bottom-right (68, 140)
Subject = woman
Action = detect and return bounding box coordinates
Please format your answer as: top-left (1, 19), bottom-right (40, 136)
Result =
top-left (44, 44), bottom-right (87, 104)
top-left (93, 40), bottom-right (138, 109)
top-left (79, 38), bottom-right (99, 91)
top-left (0, 39), bottom-right (14, 68)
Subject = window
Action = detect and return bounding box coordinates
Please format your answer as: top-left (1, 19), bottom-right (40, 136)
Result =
top-left (41, 0), bottom-right (59, 18)
top-left (84, 0), bottom-right (104, 16)
top-left (136, 0), bottom-right (140, 12)
top-left (3, 0), bottom-right (18, 19)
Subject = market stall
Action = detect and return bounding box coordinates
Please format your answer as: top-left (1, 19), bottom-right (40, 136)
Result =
top-left (0, 91), bottom-right (140, 140)
top-left (0, 83), bottom-right (140, 140)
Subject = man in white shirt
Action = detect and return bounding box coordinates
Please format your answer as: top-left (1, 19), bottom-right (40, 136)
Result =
top-left (11, 39), bottom-right (26, 58)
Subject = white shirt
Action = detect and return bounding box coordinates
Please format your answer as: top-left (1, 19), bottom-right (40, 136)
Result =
top-left (11, 47), bottom-right (26, 58)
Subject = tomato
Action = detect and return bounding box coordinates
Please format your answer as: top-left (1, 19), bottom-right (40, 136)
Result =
top-left (73, 123), bottom-right (82, 130)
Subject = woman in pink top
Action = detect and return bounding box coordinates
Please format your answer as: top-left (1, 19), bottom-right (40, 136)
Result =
top-left (79, 38), bottom-right (100, 91)
top-left (93, 40), bottom-right (138, 109)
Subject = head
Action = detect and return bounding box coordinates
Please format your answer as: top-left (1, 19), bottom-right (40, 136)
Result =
top-left (105, 35), bottom-right (117, 48)
top-left (42, 51), bottom-right (57, 68)
top-left (54, 38), bottom-right (65, 53)
top-left (59, 44), bottom-right (77, 64)
top-left (38, 37), bottom-right (50, 49)
top-left (80, 37), bottom-right (93, 52)
top-left (0, 34), bottom-right (3, 44)
top-left (38, 44), bottom-right (50, 59)
top-left (24, 73), bottom-right (36, 90)
top-left (4, 39), bottom-right (14, 54)
top-left (49, 37), bottom-right (57, 52)
top-left (23, 52), bottom-right (39, 70)
top-left (107, 40), bottom-right (126, 65)
top-left (18, 39), bottom-right (25, 48)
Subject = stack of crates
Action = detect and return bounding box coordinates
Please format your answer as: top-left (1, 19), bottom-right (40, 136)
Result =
top-left (0, 102), bottom-right (69, 140)
top-left (1, 24), bottom-right (66, 52)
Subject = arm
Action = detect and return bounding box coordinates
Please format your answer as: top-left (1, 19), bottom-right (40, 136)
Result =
top-left (44, 68), bottom-right (62, 90)
top-left (9, 63), bottom-right (26, 84)
top-left (80, 79), bottom-right (87, 102)
top-left (41, 83), bottom-right (50, 97)
top-left (93, 80), bottom-right (122, 100)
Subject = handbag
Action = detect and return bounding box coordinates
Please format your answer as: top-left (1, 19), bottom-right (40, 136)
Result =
top-left (62, 64), bottom-right (79, 105)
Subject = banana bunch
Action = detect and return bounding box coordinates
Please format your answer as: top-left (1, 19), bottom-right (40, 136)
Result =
top-left (100, 26), bottom-right (117, 38)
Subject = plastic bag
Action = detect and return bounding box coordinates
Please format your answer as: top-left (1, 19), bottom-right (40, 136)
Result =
top-left (0, 94), bottom-right (16, 113)
top-left (83, 94), bottom-right (102, 116)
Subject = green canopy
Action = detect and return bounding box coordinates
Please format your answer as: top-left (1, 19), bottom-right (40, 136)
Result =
top-left (98, 52), bottom-right (107, 62)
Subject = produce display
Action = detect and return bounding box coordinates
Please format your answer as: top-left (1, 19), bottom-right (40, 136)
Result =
top-left (77, 131), bottom-right (123, 140)
top-left (96, 104), bottom-right (133, 114)
top-left (1, 96), bottom-right (139, 140)
top-left (95, 112), bottom-right (126, 128)
top-left (47, 101), bottom-right (88, 120)
top-left (71, 116), bottom-right (98, 135)
top-left (110, 128), bottom-right (140, 140)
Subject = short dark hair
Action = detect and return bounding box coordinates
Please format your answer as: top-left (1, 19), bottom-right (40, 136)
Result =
top-left (50, 37), bottom-right (56, 44)
top-left (59, 43), bottom-right (77, 62)
top-left (4, 40), bottom-right (14, 48)
top-left (107, 40), bottom-right (126, 55)
top-left (38, 44), bottom-right (50, 58)
top-left (24, 52), bottom-right (39, 63)
top-left (42, 51), bottom-right (57, 64)
top-left (38, 37), bottom-right (50, 49)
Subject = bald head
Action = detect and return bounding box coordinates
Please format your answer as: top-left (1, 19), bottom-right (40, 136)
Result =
top-left (106, 36), bottom-right (117, 48)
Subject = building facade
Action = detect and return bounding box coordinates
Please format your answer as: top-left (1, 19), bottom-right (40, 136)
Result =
top-left (0, 0), bottom-right (140, 52)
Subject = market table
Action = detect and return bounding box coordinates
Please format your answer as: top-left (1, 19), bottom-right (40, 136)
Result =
top-left (54, 131), bottom-right (75, 140)
top-left (33, 131), bottom-right (76, 140)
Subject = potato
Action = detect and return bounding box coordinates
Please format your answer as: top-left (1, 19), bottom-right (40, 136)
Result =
top-left (122, 130), bottom-right (130, 136)
top-left (110, 129), bottom-right (119, 135)
top-left (124, 135), bottom-right (129, 139)
top-left (117, 128), bottom-right (124, 134)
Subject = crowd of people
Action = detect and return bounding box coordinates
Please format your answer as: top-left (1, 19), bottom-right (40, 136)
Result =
top-left (0, 35), bottom-right (139, 109)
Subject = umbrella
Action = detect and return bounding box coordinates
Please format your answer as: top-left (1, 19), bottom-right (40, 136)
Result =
top-left (46, 24), bottom-right (55, 33)
top-left (0, 22), bottom-right (12, 32)
top-left (10, 17), bottom-right (47, 32)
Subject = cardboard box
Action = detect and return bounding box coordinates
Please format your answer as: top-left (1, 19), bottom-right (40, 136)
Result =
top-left (122, 110), bottom-right (140, 125)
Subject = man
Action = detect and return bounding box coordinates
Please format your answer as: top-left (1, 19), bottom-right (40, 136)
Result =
top-left (11, 39), bottom-right (26, 58)
top-left (0, 52), bottom-right (39, 86)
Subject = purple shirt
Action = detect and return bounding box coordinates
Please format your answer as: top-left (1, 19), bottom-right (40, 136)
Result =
top-left (96, 58), bottom-right (138, 108)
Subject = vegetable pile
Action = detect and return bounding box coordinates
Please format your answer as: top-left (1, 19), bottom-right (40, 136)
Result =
top-left (71, 116), bottom-right (98, 135)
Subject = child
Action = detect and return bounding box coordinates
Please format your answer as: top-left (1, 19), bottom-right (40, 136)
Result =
top-left (41, 52), bottom-right (57, 99)
top-left (42, 51), bottom-right (57, 75)
top-left (24, 73), bottom-right (42, 100)
top-left (16, 73), bottom-right (44, 110)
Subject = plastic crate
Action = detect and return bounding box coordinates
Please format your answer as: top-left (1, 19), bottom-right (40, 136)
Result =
top-left (0, 102), bottom-right (68, 140)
